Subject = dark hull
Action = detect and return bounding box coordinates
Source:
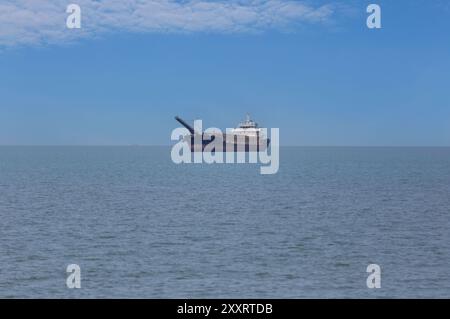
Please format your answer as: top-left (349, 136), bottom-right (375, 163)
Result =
top-left (187, 136), bottom-right (270, 152)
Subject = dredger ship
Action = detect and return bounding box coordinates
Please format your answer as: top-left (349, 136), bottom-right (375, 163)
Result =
top-left (175, 115), bottom-right (270, 152)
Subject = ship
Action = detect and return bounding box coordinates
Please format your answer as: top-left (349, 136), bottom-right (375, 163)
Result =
top-left (175, 115), bottom-right (270, 152)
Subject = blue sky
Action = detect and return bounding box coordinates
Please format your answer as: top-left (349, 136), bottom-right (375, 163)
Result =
top-left (0, 0), bottom-right (449, 146)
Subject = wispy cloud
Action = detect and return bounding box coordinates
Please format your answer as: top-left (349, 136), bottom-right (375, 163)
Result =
top-left (0, 0), bottom-right (337, 48)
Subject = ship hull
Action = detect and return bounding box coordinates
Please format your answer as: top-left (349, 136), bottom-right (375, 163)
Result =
top-left (185, 134), bottom-right (270, 152)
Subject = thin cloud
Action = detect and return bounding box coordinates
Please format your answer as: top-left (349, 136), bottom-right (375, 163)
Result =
top-left (0, 0), bottom-right (337, 47)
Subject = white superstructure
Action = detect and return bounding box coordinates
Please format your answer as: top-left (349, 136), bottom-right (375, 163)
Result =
top-left (230, 114), bottom-right (265, 138)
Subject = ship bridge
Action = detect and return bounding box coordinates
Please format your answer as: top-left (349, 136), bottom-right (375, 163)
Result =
top-left (231, 114), bottom-right (263, 136)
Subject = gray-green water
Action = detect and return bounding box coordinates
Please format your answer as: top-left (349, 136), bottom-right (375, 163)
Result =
top-left (0, 146), bottom-right (449, 298)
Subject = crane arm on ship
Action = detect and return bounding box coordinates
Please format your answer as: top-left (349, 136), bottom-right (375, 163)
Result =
top-left (175, 116), bottom-right (196, 135)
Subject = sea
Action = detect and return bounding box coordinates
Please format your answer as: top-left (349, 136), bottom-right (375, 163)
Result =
top-left (0, 146), bottom-right (449, 298)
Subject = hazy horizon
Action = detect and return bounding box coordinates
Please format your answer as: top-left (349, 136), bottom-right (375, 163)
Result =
top-left (1, 144), bottom-right (450, 148)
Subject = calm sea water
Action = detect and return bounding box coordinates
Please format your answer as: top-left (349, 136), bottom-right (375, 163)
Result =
top-left (0, 146), bottom-right (449, 298)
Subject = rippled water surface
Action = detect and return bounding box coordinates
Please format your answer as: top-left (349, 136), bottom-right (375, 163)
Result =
top-left (0, 146), bottom-right (449, 298)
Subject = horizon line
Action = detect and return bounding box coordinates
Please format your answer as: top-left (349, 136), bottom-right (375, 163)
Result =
top-left (1, 145), bottom-right (450, 148)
